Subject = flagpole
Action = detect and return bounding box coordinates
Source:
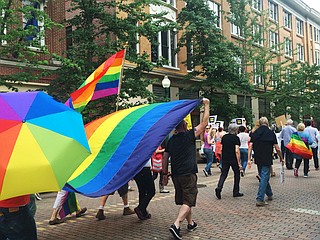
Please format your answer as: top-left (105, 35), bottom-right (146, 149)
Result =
top-left (115, 48), bottom-right (126, 112)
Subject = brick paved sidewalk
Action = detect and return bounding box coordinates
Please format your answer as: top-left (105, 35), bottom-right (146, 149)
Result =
top-left (35, 163), bottom-right (320, 240)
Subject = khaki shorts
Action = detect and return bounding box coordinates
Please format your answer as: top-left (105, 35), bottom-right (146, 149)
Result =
top-left (172, 173), bottom-right (198, 207)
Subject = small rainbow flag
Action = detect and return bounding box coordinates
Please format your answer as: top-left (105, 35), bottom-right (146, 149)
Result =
top-left (65, 49), bottom-right (125, 112)
top-left (58, 191), bottom-right (80, 219)
top-left (286, 132), bottom-right (313, 159)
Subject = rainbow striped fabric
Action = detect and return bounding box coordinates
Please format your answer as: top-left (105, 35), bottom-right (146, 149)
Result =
top-left (65, 99), bottom-right (201, 197)
top-left (58, 192), bottom-right (80, 219)
top-left (65, 49), bottom-right (125, 112)
top-left (286, 132), bottom-right (313, 159)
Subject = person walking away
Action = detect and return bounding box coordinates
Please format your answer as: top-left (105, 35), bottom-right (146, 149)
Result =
top-left (162, 98), bottom-right (210, 240)
top-left (0, 195), bottom-right (37, 240)
top-left (215, 124), bottom-right (243, 199)
top-left (203, 125), bottom-right (214, 176)
top-left (95, 183), bottom-right (135, 220)
top-left (215, 127), bottom-right (226, 166)
top-left (304, 119), bottom-right (319, 170)
top-left (134, 159), bottom-right (156, 220)
top-left (248, 117), bottom-right (284, 207)
top-left (279, 119), bottom-right (296, 169)
top-left (293, 123), bottom-right (314, 178)
top-left (237, 125), bottom-right (250, 175)
top-left (49, 190), bottom-right (87, 225)
top-left (152, 144), bottom-right (170, 193)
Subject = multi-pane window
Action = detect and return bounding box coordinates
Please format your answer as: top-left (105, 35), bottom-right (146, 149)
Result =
top-left (270, 64), bottom-right (279, 87)
top-left (297, 44), bottom-right (304, 62)
top-left (252, 0), bottom-right (262, 12)
top-left (268, 1), bottom-right (278, 22)
top-left (283, 10), bottom-right (292, 29)
top-left (186, 38), bottom-right (193, 71)
top-left (315, 28), bottom-right (320, 43)
top-left (151, 30), bottom-right (177, 68)
top-left (296, 18), bottom-right (304, 36)
top-left (285, 69), bottom-right (291, 84)
top-left (253, 24), bottom-right (263, 45)
top-left (161, 0), bottom-right (175, 7)
top-left (22, 0), bottom-right (45, 47)
top-left (269, 30), bottom-right (278, 50)
top-left (254, 60), bottom-right (264, 85)
top-left (315, 50), bottom-right (320, 66)
top-left (208, 1), bottom-right (221, 28)
top-left (310, 25), bottom-right (313, 39)
top-left (284, 38), bottom-right (292, 57)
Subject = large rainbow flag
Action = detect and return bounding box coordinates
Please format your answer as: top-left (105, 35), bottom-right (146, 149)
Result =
top-left (65, 99), bottom-right (201, 197)
top-left (65, 49), bottom-right (125, 112)
top-left (286, 132), bottom-right (313, 159)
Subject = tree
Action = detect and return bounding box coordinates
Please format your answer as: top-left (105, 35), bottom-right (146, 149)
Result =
top-left (177, 0), bottom-right (253, 124)
top-left (226, 0), bottom-right (291, 120)
top-left (271, 62), bottom-right (320, 121)
top-left (47, 0), bottom-right (175, 123)
top-left (0, 0), bottom-right (59, 91)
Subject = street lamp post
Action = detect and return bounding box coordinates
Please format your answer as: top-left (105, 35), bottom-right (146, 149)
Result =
top-left (162, 75), bottom-right (171, 102)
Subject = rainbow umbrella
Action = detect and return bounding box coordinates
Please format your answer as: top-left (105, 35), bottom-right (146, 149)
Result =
top-left (66, 99), bottom-right (201, 197)
top-left (0, 91), bottom-right (90, 200)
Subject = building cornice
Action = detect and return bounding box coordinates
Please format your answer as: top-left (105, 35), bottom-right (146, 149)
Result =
top-left (0, 59), bottom-right (59, 71)
top-left (282, 0), bottom-right (320, 26)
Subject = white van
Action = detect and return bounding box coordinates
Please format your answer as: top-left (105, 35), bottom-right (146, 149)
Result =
top-left (230, 118), bottom-right (246, 127)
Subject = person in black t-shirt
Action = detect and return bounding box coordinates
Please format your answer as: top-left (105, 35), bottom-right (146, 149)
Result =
top-left (248, 117), bottom-right (284, 207)
top-left (215, 124), bottom-right (243, 200)
top-left (162, 98), bottom-right (210, 240)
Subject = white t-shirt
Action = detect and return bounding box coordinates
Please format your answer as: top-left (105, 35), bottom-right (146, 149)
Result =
top-left (237, 132), bottom-right (250, 149)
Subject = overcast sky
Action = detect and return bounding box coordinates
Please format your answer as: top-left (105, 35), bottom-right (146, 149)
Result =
top-left (301, 0), bottom-right (320, 12)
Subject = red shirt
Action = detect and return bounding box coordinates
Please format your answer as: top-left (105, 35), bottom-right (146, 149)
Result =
top-left (0, 195), bottom-right (30, 208)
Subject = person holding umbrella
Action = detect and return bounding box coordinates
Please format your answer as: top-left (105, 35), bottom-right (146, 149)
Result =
top-left (0, 195), bottom-right (37, 239)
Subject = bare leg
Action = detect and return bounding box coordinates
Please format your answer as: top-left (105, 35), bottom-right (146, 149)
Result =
top-left (99, 195), bottom-right (109, 208)
top-left (121, 193), bottom-right (128, 206)
top-left (49, 208), bottom-right (59, 221)
top-left (173, 204), bottom-right (191, 228)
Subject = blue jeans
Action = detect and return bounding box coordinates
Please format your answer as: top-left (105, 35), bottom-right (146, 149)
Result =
top-left (240, 148), bottom-right (248, 172)
top-left (256, 165), bottom-right (273, 202)
top-left (0, 205), bottom-right (37, 240)
top-left (204, 148), bottom-right (213, 174)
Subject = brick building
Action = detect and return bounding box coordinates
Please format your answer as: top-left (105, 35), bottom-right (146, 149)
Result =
top-left (1, 0), bottom-right (319, 123)
top-left (0, 0), bottom-right (66, 92)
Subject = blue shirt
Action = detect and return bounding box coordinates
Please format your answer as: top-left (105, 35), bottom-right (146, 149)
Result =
top-left (280, 125), bottom-right (297, 146)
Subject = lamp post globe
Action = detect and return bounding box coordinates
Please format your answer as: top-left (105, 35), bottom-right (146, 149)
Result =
top-left (162, 75), bottom-right (171, 88)
top-left (162, 76), bottom-right (171, 101)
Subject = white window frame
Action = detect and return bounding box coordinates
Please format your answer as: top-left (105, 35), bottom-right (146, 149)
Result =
top-left (283, 10), bottom-right (292, 29)
top-left (1, 10), bottom-right (6, 45)
top-left (315, 50), bottom-right (320, 66)
top-left (285, 69), bottom-right (291, 84)
top-left (297, 44), bottom-right (304, 62)
top-left (315, 28), bottom-right (320, 43)
top-left (296, 18), bottom-right (304, 36)
top-left (208, 1), bottom-right (221, 28)
top-left (268, 1), bottom-right (278, 22)
top-left (269, 30), bottom-right (278, 51)
top-left (284, 37), bottom-right (292, 57)
top-left (252, 0), bottom-right (262, 12)
top-left (152, 29), bottom-right (177, 68)
top-left (22, 0), bottom-right (45, 49)
top-left (254, 60), bottom-right (264, 85)
top-left (270, 64), bottom-right (279, 87)
top-left (253, 24), bottom-right (263, 46)
top-left (161, 0), bottom-right (176, 8)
